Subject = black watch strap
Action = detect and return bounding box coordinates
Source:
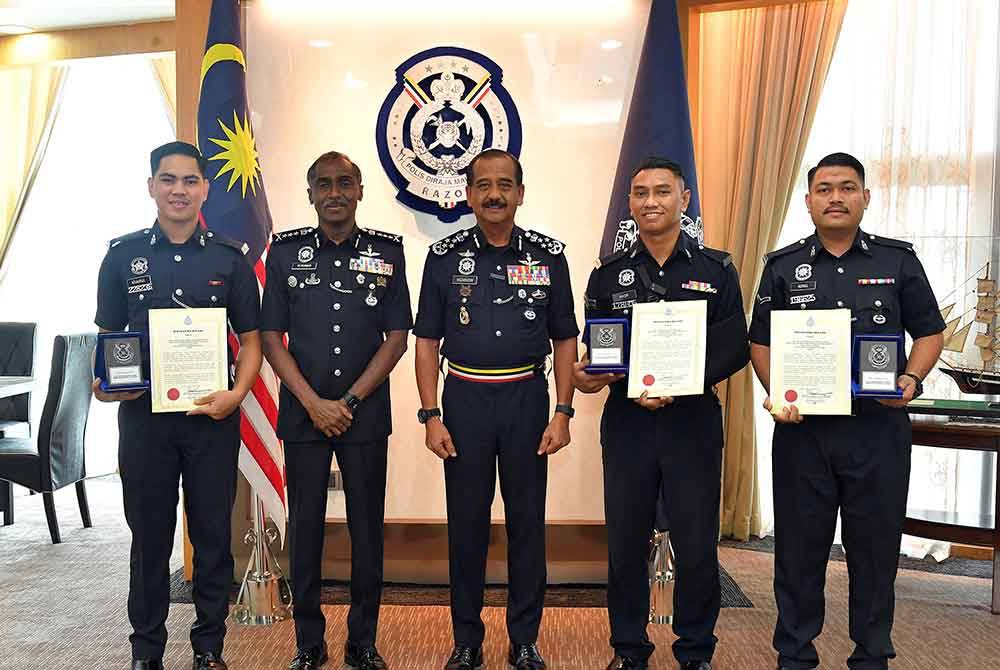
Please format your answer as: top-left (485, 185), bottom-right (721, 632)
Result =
top-left (341, 391), bottom-right (361, 412)
top-left (417, 407), bottom-right (442, 424)
top-left (900, 372), bottom-right (923, 398)
top-left (555, 403), bottom-right (575, 418)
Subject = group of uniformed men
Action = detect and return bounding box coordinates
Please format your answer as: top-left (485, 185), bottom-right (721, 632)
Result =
top-left (94, 141), bottom-right (944, 670)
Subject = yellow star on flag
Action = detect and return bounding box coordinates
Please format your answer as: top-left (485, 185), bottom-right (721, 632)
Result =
top-left (207, 110), bottom-right (262, 197)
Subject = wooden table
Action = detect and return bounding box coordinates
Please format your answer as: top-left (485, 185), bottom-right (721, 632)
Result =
top-left (905, 419), bottom-right (1000, 614)
top-left (0, 376), bottom-right (34, 399)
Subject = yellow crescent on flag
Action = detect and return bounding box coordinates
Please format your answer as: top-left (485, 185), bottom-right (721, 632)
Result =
top-left (200, 43), bottom-right (246, 84)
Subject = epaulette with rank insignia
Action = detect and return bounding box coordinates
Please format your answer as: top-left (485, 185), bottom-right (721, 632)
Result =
top-left (108, 228), bottom-right (151, 248)
top-left (596, 245), bottom-right (632, 268)
top-left (697, 244), bottom-right (733, 268)
top-left (430, 228), bottom-right (473, 256)
top-left (208, 230), bottom-right (250, 255)
top-left (866, 233), bottom-right (915, 253)
top-left (523, 229), bottom-right (565, 255)
top-left (363, 227), bottom-right (403, 245)
top-left (271, 226), bottom-right (315, 244)
top-left (763, 238), bottom-right (809, 265)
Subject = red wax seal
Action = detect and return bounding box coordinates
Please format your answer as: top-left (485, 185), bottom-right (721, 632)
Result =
top-left (784, 390), bottom-right (798, 402)
top-left (167, 388), bottom-right (180, 401)
top-left (642, 374), bottom-right (655, 386)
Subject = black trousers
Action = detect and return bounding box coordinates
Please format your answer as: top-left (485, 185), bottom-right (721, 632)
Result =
top-left (118, 400), bottom-right (240, 660)
top-left (285, 438), bottom-right (388, 651)
top-left (772, 404), bottom-right (911, 670)
top-left (601, 393), bottom-right (723, 664)
top-left (442, 373), bottom-right (549, 647)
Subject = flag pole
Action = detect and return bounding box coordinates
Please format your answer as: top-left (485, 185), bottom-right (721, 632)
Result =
top-left (232, 492), bottom-right (292, 626)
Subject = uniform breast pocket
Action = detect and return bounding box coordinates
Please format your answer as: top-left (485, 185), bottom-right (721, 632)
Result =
top-left (515, 286), bottom-right (549, 329)
top-left (854, 288), bottom-right (900, 333)
top-left (447, 284), bottom-right (483, 331)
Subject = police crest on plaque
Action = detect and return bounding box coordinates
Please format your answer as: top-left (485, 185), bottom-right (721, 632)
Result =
top-left (375, 47), bottom-right (523, 223)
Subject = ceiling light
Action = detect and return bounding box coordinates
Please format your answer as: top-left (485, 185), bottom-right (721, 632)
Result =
top-left (0, 25), bottom-right (34, 36)
top-left (307, 39), bottom-right (332, 48)
top-left (601, 39), bottom-right (623, 50)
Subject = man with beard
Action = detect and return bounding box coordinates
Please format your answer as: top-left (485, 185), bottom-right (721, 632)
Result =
top-left (573, 156), bottom-right (749, 670)
top-left (94, 141), bottom-right (262, 670)
top-left (749, 152), bottom-right (944, 670)
top-left (260, 151), bottom-right (412, 670)
top-left (413, 149), bottom-right (578, 670)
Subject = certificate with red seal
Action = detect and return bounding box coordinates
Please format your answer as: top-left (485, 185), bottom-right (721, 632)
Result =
top-left (148, 308), bottom-right (229, 413)
top-left (769, 308), bottom-right (851, 416)
top-left (626, 300), bottom-right (707, 399)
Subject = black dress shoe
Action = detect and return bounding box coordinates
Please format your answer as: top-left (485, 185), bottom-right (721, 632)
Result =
top-left (508, 643), bottom-right (546, 669)
top-left (131, 660), bottom-right (163, 670)
top-left (445, 646), bottom-right (484, 670)
top-left (289, 642), bottom-right (329, 669)
top-left (606, 656), bottom-right (648, 670)
top-left (678, 662), bottom-right (711, 670)
top-left (193, 651), bottom-right (228, 670)
top-left (345, 641), bottom-right (388, 670)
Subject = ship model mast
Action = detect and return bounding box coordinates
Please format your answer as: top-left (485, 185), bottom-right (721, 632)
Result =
top-left (938, 262), bottom-right (1000, 394)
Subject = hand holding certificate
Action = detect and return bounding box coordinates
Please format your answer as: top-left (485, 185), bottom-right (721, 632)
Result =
top-left (149, 308), bottom-right (229, 413)
top-left (769, 309), bottom-right (851, 416)
top-left (627, 300), bottom-right (707, 399)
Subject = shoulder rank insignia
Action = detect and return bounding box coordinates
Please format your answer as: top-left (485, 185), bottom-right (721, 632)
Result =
top-left (210, 231), bottom-right (250, 255)
top-left (696, 244), bottom-right (732, 268)
top-left (523, 229), bottom-right (565, 255)
top-left (763, 238), bottom-right (810, 264)
top-left (109, 228), bottom-right (151, 248)
top-left (866, 233), bottom-right (915, 254)
top-left (430, 228), bottom-right (473, 256)
top-left (271, 226), bottom-right (316, 244)
top-left (363, 227), bottom-right (403, 245)
top-left (596, 244), bottom-right (633, 268)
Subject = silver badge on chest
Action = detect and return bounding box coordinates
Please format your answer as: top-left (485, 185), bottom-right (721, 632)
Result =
top-left (618, 269), bottom-right (635, 287)
top-left (130, 257), bottom-right (148, 275)
top-left (873, 314), bottom-right (886, 325)
top-left (298, 246), bottom-right (314, 263)
top-left (458, 257), bottom-right (476, 276)
top-left (794, 263), bottom-right (812, 281)
top-left (524, 308), bottom-right (536, 321)
top-left (365, 292), bottom-right (378, 307)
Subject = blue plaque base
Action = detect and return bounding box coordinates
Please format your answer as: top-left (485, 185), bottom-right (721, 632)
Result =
top-left (95, 331), bottom-right (151, 393)
top-left (583, 317), bottom-right (630, 374)
top-left (851, 333), bottom-right (904, 398)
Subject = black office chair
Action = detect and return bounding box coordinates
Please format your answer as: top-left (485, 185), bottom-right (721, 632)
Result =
top-left (0, 334), bottom-right (96, 542)
top-left (0, 322), bottom-right (37, 437)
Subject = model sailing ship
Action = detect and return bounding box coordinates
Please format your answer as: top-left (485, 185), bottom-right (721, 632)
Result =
top-left (938, 263), bottom-right (1000, 394)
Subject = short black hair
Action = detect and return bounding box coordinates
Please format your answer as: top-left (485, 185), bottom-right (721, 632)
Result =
top-left (150, 141), bottom-right (208, 177)
top-left (464, 148), bottom-right (523, 186)
top-left (807, 152), bottom-right (865, 187)
top-left (630, 156), bottom-right (686, 186)
top-left (307, 151), bottom-right (362, 185)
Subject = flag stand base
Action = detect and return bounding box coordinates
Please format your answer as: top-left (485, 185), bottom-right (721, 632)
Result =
top-left (233, 494), bottom-right (292, 626)
top-left (649, 530), bottom-right (675, 625)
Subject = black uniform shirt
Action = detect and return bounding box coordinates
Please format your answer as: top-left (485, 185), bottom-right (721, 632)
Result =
top-left (584, 230), bottom-right (747, 413)
top-left (413, 226), bottom-right (578, 367)
top-left (259, 225), bottom-right (412, 443)
top-left (95, 222), bottom-right (259, 380)
top-left (748, 228), bottom-right (946, 353)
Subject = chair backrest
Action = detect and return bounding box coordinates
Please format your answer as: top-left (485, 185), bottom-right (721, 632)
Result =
top-left (37, 333), bottom-right (96, 491)
top-left (0, 322), bottom-right (37, 422)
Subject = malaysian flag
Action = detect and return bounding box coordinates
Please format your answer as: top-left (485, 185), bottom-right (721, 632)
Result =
top-left (197, 0), bottom-right (285, 537)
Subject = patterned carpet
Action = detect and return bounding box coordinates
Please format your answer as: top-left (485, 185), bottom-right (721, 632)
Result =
top-left (2, 476), bottom-right (999, 670)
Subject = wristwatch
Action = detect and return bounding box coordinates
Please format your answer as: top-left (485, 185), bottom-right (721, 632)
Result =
top-left (417, 407), bottom-right (442, 424)
top-left (555, 404), bottom-right (575, 418)
top-left (341, 391), bottom-right (361, 412)
top-left (900, 372), bottom-right (924, 399)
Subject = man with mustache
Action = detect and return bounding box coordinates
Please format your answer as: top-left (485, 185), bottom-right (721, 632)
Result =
top-left (573, 156), bottom-right (749, 670)
top-left (260, 151), bottom-right (412, 670)
top-left (414, 149), bottom-right (579, 670)
top-left (94, 141), bottom-right (262, 670)
top-left (749, 152), bottom-right (945, 670)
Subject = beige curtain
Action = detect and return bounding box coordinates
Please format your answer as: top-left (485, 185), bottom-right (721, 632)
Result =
top-left (150, 53), bottom-right (177, 133)
top-left (0, 64), bottom-right (68, 274)
top-left (695, 0), bottom-right (848, 539)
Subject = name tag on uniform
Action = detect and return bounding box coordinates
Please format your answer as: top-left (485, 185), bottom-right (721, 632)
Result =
top-left (681, 280), bottom-right (717, 294)
top-left (858, 277), bottom-right (895, 285)
top-left (611, 290), bottom-right (636, 310)
top-left (127, 276), bottom-right (153, 294)
top-left (350, 257), bottom-right (394, 276)
top-left (506, 265), bottom-right (550, 285)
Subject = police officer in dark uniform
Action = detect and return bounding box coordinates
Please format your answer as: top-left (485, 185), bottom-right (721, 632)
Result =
top-left (93, 141), bottom-right (262, 670)
top-left (260, 152), bottom-right (411, 670)
top-left (748, 152), bottom-right (945, 670)
top-left (573, 157), bottom-right (749, 670)
top-left (413, 149), bottom-right (578, 670)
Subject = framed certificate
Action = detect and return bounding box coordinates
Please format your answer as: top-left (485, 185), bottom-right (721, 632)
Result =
top-left (583, 318), bottom-right (629, 373)
top-left (770, 309), bottom-right (852, 415)
top-left (95, 331), bottom-right (149, 392)
top-left (852, 334), bottom-right (904, 398)
top-left (148, 308), bottom-right (229, 413)
top-left (626, 300), bottom-right (707, 398)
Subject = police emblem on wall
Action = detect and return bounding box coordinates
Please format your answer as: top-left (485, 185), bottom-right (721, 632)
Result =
top-left (376, 47), bottom-right (523, 223)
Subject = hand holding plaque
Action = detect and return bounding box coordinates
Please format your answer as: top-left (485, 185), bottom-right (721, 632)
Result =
top-left (583, 318), bottom-right (630, 373)
top-left (852, 334), bottom-right (904, 398)
top-left (94, 332), bottom-right (150, 393)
